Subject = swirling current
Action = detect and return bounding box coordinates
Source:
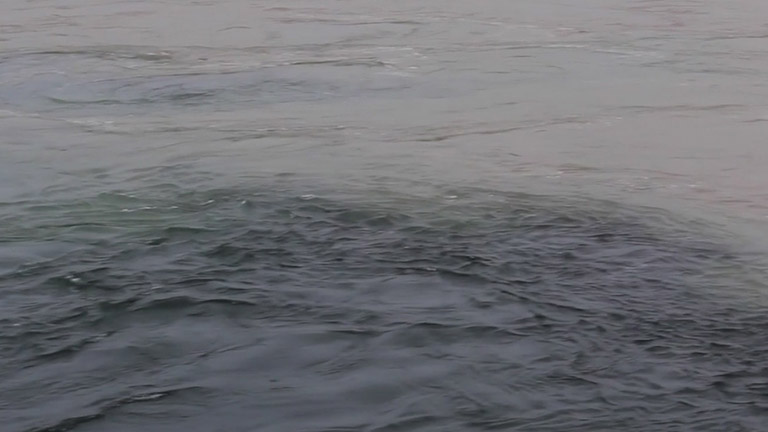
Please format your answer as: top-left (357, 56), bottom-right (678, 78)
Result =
top-left (3, 1), bottom-right (768, 431)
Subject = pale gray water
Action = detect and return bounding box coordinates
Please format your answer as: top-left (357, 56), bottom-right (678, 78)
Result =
top-left (2, 1), bottom-right (768, 431)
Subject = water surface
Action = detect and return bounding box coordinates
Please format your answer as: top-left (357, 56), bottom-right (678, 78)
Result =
top-left (2, 1), bottom-right (768, 431)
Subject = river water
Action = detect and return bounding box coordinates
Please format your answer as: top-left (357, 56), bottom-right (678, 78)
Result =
top-left (2, 1), bottom-right (768, 431)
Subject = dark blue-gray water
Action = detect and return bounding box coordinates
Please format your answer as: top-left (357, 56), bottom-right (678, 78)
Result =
top-left (3, 1), bottom-right (768, 431)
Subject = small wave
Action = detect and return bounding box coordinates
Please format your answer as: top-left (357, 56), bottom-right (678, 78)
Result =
top-left (26, 386), bottom-right (205, 432)
top-left (4, 186), bottom-right (768, 432)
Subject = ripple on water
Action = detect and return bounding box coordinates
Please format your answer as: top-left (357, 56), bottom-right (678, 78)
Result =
top-left (0, 49), bottom-right (419, 118)
top-left (1, 186), bottom-right (768, 432)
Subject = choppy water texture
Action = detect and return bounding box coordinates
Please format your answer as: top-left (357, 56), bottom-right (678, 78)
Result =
top-left (2, 1), bottom-right (768, 431)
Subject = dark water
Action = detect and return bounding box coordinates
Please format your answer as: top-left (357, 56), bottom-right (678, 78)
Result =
top-left (3, 1), bottom-right (768, 431)
top-left (3, 183), bottom-right (768, 431)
